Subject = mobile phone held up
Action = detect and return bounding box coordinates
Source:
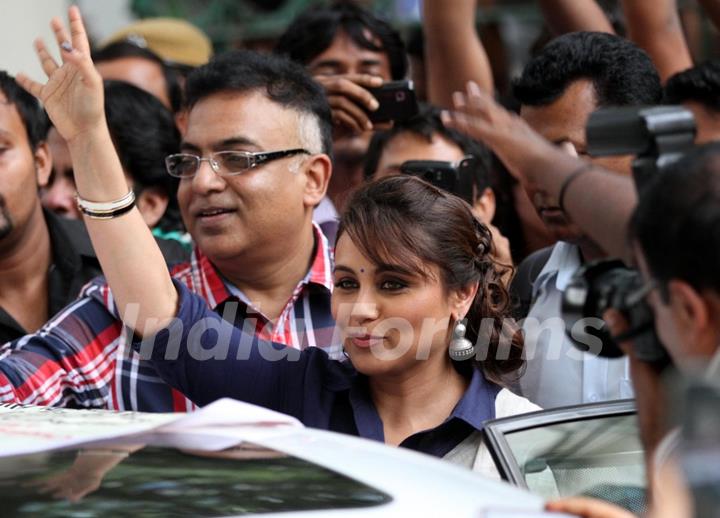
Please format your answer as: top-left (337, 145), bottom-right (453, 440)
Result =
top-left (365, 80), bottom-right (419, 123)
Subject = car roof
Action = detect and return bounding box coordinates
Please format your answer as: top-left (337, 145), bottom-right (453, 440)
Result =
top-left (243, 426), bottom-right (543, 516)
top-left (0, 400), bottom-right (543, 516)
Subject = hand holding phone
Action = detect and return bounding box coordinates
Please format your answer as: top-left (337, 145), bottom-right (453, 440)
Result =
top-left (313, 73), bottom-right (384, 136)
top-left (364, 80), bottom-right (419, 123)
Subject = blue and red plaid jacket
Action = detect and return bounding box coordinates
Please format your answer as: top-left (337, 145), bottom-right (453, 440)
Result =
top-left (0, 226), bottom-right (337, 412)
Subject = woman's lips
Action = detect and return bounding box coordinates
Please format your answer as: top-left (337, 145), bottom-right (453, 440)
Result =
top-left (349, 335), bottom-right (386, 348)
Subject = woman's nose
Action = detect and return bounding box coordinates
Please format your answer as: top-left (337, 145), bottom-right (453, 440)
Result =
top-left (347, 288), bottom-right (380, 324)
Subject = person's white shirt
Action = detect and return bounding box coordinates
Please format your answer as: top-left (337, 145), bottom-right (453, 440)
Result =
top-left (517, 241), bottom-right (634, 408)
top-left (444, 388), bottom-right (541, 479)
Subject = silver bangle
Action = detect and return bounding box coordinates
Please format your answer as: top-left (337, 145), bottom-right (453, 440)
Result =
top-left (76, 190), bottom-right (136, 219)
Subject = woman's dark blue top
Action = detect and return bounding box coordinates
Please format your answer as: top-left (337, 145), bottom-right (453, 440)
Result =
top-left (136, 281), bottom-right (502, 458)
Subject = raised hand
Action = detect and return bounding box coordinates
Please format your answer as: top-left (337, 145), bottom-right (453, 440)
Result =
top-left (442, 81), bottom-right (557, 186)
top-left (16, 6), bottom-right (104, 144)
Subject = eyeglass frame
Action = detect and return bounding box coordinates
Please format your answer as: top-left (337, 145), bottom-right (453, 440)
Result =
top-left (164, 148), bottom-right (311, 178)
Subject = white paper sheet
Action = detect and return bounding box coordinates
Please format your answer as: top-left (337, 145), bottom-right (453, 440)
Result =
top-left (0, 398), bottom-right (302, 457)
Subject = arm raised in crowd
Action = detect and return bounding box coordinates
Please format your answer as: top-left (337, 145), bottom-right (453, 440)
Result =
top-left (423, 0), bottom-right (493, 108)
top-left (538, 0), bottom-right (614, 35)
top-left (16, 7), bottom-right (177, 337)
top-left (621, 0), bottom-right (693, 82)
top-left (444, 82), bottom-right (636, 262)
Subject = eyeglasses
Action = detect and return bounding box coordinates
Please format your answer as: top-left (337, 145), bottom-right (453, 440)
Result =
top-left (165, 148), bottom-right (310, 178)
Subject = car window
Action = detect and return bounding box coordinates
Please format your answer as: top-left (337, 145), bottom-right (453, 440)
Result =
top-left (503, 414), bottom-right (646, 514)
top-left (0, 444), bottom-right (391, 516)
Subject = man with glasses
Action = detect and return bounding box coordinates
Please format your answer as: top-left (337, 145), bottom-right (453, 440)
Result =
top-left (0, 50), bottom-right (335, 411)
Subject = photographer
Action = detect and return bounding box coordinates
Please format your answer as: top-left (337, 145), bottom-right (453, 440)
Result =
top-left (275, 1), bottom-right (408, 237)
top-left (547, 144), bottom-right (720, 518)
top-left (445, 83), bottom-right (719, 518)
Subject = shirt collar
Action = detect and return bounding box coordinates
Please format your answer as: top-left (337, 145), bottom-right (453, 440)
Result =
top-left (347, 367), bottom-right (501, 441)
top-left (534, 241), bottom-right (582, 293)
top-left (174, 248), bottom-right (234, 310)
top-left (449, 368), bottom-right (501, 431)
top-left (184, 222), bottom-right (335, 310)
top-left (303, 222), bottom-right (335, 292)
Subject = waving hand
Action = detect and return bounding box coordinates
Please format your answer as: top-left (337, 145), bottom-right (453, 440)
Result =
top-left (14, 6), bottom-right (179, 338)
top-left (16, 6), bottom-right (104, 144)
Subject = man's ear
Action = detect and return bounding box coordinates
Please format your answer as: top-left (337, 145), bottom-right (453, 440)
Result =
top-left (136, 187), bottom-right (169, 229)
top-left (303, 153), bottom-right (333, 208)
top-left (668, 280), bottom-right (713, 355)
top-left (472, 187), bottom-right (496, 224)
top-left (34, 142), bottom-right (53, 188)
top-left (451, 281), bottom-right (479, 320)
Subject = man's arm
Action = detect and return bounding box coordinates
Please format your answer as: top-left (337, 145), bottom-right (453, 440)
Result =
top-left (443, 82), bottom-right (635, 261)
top-left (538, 0), bottom-right (614, 35)
top-left (621, 0), bottom-right (693, 82)
top-left (0, 294), bottom-right (121, 407)
top-left (423, 0), bottom-right (494, 108)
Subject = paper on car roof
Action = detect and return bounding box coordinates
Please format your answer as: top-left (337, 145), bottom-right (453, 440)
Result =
top-left (0, 398), bottom-right (302, 458)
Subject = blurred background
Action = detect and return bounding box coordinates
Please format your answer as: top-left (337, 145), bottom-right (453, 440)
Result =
top-left (1, 0), bottom-right (718, 98)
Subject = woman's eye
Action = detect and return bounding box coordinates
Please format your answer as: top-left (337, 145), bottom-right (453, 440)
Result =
top-left (335, 278), bottom-right (358, 290)
top-left (380, 280), bottom-right (407, 291)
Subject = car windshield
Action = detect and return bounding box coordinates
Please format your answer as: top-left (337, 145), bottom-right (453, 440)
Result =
top-left (503, 413), bottom-right (646, 513)
top-left (0, 444), bottom-right (391, 516)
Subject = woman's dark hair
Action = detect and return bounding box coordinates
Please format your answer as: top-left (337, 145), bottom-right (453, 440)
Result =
top-left (104, 80), bottom-right (183, 232)
top-left (338, 175), bottom-right (524, 381)
top-left (93, 42), bottom-right (183, 113)
top-left (275, 1), bottom-right (408, 80)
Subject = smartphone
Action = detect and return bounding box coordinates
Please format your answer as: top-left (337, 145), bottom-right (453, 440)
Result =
top-left (366, 80), bottom-right (419, 123)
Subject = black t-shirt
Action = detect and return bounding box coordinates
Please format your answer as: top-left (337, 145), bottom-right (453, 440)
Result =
top-left (0, 210), bottom-right (189, 344)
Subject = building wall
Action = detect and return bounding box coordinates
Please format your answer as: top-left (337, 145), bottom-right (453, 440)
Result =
top-left (0, 0), bottom-right (134, 80)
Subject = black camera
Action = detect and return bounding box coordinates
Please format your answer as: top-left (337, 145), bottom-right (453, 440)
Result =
top-left (400, 155), bottom-right (487, 204)
top-left (562, 260), bottom-right (661, 361)
top-left (561, 106), bottom-right (696, 362)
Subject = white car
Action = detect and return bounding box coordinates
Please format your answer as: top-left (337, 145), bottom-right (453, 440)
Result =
top-left (0, 400), bottom-right (544, 517)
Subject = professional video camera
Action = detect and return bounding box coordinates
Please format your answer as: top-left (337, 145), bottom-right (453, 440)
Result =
top-left (561, 106), bottom-right (696, 362)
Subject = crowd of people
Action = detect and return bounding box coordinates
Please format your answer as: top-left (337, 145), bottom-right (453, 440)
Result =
top-left (1, 1), bottom-right (719, 516)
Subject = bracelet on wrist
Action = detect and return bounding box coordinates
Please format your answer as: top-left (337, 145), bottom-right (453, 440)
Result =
top-left (76, 190), bottom-right (136, 220)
